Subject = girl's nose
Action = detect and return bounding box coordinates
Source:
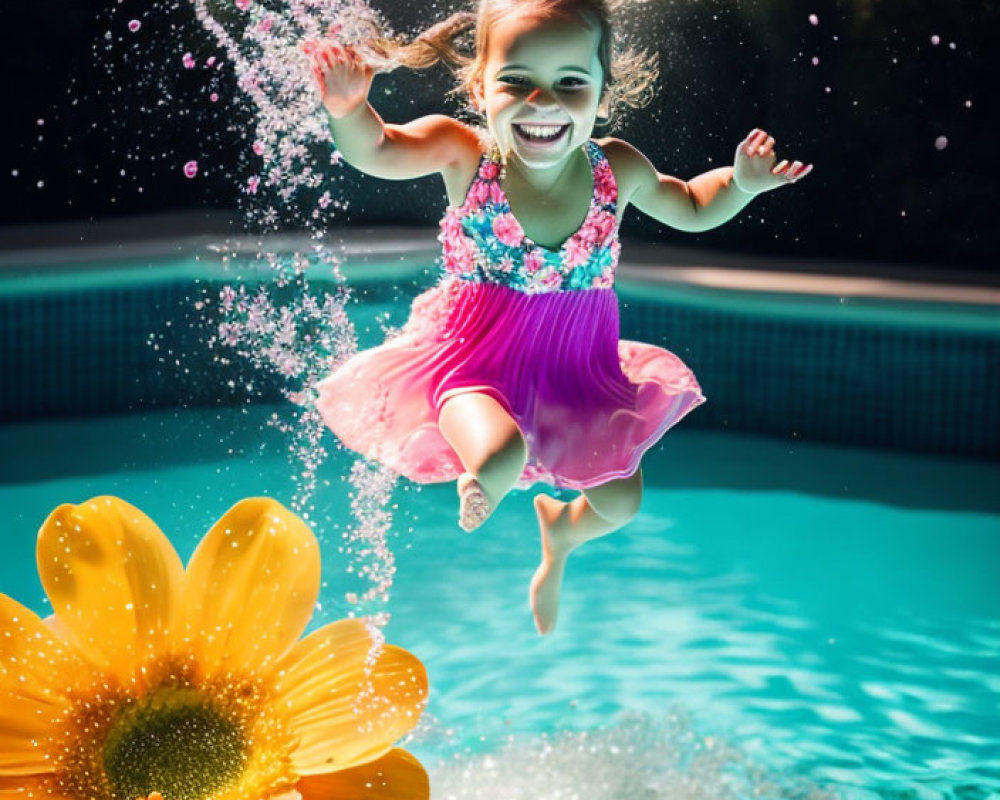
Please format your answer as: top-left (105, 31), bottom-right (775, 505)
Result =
top-left (526, 87), bottom-right (556, 107)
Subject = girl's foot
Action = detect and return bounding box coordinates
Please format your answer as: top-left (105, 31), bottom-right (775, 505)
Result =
top-left (530, 494), bottom-right (573, 635)
top-left (457, 472), bottom-right (492, 532)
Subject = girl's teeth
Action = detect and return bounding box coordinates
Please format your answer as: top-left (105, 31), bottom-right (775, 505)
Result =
top-left (516, 124), bottom-right (565, 141)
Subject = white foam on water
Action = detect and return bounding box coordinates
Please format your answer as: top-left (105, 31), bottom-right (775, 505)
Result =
top-left (425, 712), bottom-right (835, 800)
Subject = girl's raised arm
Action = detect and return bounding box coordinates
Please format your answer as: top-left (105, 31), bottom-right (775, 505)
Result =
top-left (604, 131), bottom-right (811, 233)
top-left (308, 40), bottom-right (480, 181)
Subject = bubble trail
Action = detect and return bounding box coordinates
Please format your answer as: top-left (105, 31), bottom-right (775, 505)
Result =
top-left (182, 0), bottom-right (409, 639)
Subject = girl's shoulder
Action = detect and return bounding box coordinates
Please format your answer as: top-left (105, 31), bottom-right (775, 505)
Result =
top-left (592, 137), bottom-right (655, 210)
top-left (440, 120), bottom-right (491, 207)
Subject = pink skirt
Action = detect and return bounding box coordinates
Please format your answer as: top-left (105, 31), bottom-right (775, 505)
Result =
top-left (315, 277), bottom-right (706, 490)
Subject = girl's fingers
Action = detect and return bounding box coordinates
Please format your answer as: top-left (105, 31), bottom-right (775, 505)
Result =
top-left (782, 161), bottom-right (804, 181)
top-left (772, 159), bottom-right (790, 175)
top-left (311, 65), bottom-right (325, 91)
top-left (758, 136), bottom-right (775, 156)
top-left (333, 43), bottom-right (358, 64)
top-left (344, 45), bottom-right (366, 69)
top-left (746, 129), bottom-right (768, 156)
top-left (791, 163), bottom-right (814, 181)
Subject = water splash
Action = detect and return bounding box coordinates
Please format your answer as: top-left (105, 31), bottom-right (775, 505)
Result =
top-left (426, 712), bottom-right (835, 800)
top-left (173, 0), bottom-right (406, 627)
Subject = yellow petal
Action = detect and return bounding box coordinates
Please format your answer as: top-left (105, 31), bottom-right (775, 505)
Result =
top-left (273, 621), bottom-right (428, 774)
top-left (296, 749), bottom-right (429, 800)
top-left (0, 597), bottom-right (89, 700)
top-left (176, 498), bottom-right (320, 676)
top-left (0, 774), bottom-right (67, 798)
top-left (0, 596), bottom-right (92, 777)
top-left (0, 693), bottom-right (60, 776)
top-left (35, 497), bottom-right (183, 679)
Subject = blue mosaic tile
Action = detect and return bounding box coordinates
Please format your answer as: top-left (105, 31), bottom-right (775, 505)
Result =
top-left (1, 274), bottom-right (997, 460)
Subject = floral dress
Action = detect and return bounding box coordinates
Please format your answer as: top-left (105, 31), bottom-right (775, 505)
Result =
top-left (316, 140), bottom-right (706, 489)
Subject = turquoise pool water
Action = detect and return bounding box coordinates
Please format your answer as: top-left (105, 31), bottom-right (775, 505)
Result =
top-left (2, 403), bottom-right (997, 799)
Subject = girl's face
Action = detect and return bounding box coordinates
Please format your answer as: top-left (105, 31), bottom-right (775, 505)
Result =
top-left (473, 13), bottom-right (605, 171)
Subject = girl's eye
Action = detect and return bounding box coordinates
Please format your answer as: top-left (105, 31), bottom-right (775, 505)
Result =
top-left (498, 76), bottom-right (587, 90)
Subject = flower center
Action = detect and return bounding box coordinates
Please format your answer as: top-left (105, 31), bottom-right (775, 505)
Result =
top-left (102, 688), bottom-right (246, 800)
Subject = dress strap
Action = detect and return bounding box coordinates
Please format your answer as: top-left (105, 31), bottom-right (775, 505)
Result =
top-left (452, 150), bottom-right (492, 210)
top-left (585, 140), bottom-right (618, 212)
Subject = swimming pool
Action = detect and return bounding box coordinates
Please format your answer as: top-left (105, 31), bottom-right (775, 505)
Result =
top-left (1, 242), bottom-right (998, 799)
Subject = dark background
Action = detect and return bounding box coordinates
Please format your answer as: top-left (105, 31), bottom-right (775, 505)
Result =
top-left (2, 0), bottom-right (997, 275)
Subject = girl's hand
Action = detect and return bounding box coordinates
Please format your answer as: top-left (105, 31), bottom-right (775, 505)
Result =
top-left (304, 38), bottom-right (376, 118)
top-left (732, 129), bottom-right (813, 195)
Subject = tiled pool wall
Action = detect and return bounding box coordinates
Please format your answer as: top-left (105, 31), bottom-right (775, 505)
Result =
top-left (1, 268), bottom-right (998, 460)
top-left (620, 293), bottom-right (999, 459)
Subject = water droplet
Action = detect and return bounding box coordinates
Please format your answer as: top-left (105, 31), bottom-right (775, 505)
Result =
top-left (183, 160), bottom-right (199, 178)
top-left (128, 19), bottom-right (141, 32)
top-left (934, 136), bottom-right (948, 151)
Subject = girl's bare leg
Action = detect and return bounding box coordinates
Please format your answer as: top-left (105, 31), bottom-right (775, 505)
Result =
top-left (530, 469), bottom-right (643, 634)
top-left (438, 392), bottom-right (528, 532)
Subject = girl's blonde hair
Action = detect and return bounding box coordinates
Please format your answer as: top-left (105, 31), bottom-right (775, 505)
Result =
top-left (359, 0), bottom-right (658, 131)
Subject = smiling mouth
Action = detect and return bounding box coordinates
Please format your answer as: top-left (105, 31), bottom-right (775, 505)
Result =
top-left (513, 123), bottom-right (569, 145)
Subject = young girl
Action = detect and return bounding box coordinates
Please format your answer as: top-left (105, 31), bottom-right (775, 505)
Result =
top-left (308, 0), bottom-right (811, 634)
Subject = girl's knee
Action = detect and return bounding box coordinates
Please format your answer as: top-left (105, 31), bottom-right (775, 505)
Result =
top-left (439, 391), bottom-right (526, 470)
top-left (484, 426), bottom-right (527, 474)
top-left (586, 470), bottom-right (643, 525)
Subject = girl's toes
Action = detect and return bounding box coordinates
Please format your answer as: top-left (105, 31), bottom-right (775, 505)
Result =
top-left (457, 473), bottom-right (491, 532)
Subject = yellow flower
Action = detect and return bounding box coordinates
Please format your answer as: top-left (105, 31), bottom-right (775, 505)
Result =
top-left (0, 497), bottom-right (429, 800)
